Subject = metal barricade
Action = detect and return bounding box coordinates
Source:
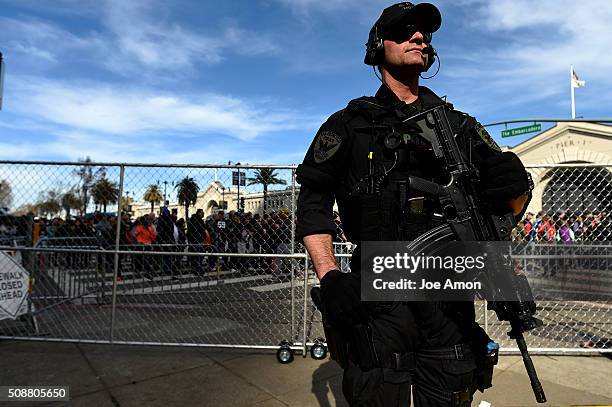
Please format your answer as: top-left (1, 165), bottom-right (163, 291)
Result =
top-left (0, 160), bottom-right (610, 356)
top-left (0, 161), bottom-right (305, 350)
top-left (35, 237), bottom-right (106, 301)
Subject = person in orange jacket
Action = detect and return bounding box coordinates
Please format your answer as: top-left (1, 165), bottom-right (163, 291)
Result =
top-left (133, 215), bottom-right (157, 278)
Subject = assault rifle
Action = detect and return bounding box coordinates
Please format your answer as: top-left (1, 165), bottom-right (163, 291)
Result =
top-left (401, 104), bottom-right (546, 403)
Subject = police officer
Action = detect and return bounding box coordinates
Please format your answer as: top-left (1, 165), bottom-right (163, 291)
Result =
top-left (296, 3), bottom-right (531, 406)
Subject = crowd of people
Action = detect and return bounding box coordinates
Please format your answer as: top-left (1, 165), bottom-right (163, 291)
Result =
top-left (1, 207), bottom-right (609, 279)
top-left (0, 208), bottom-right (295, 279)
top-left (513, 210), bottom-right (609, 242)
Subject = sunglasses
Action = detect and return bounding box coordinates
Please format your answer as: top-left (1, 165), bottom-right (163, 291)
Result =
top-left (385, 24), bottom-right (433, 44)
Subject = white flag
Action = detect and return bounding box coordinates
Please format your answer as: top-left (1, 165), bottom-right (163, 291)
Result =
top-left (571, 68), bottom-right (586, 88)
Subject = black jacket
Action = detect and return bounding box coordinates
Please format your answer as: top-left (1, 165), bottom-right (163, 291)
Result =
top-left (187, 215), bottom-right (207, 245)
top-left (296, 85), bottom-right (504, 242)
top-left (295, 85), bottom-right (505, 348)
top-left (156, 215), bottom-right (175, 244)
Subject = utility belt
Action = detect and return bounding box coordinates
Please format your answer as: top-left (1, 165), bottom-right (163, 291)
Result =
top-left (311, 288), bottom-right (498, 403)
top-left (324, 322), bottom-right (497, 406)
top-left (346, 339), bottom-right (496, 407)
top-left (347, 340), bottom-right (476, 372)
top-left (344, 336), bottom-right (498, 385)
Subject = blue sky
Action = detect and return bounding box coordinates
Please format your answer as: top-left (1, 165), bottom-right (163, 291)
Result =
top-left (1, 0), bottom-right (611, 166)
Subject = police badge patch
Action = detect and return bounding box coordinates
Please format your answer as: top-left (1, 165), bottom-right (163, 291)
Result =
top-left (474, 123), bottom-right (501, 151)
top-left (313, 130), bottom-right (342, 163)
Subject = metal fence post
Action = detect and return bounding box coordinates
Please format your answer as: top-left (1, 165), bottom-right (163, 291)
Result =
top-left (290, 168), bottom-right (296, 254)
top-left (290, 168), bottom-right (296, 341)
top-left (483, 299), bottom-right (489, 335)
top-left (303, 254), bottom-right (309, 357)
top-left (290, 256), bottom-right (295, 342)
top-left (109, 165), bottom-right (125, 342)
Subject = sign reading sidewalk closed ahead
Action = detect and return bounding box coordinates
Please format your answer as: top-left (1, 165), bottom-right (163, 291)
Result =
top-left (0, 252), bottom-right (29, 320)
top-left (501, 124), bottom-right (541, 138)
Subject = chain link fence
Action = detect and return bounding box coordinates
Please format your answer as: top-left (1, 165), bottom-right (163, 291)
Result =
top-left (0, 161), bottom-right (304, 351)
top-left (486, 164), bottom-right (612, 352)
top-left (0, 161), bottom-right (610, 355)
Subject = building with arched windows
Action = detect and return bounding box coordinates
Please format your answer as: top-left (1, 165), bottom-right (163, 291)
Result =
top-left (504, 122), bottom-right (612, 216)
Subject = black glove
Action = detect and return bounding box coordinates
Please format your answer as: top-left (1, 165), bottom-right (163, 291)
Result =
top-left (480, 151), bottom-right (529, 203)
top-left (320, 270), bottom-right (368, 327)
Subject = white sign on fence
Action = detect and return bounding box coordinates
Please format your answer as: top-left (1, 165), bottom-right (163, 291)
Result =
top-left (0, 251), bottom-right (29, 320)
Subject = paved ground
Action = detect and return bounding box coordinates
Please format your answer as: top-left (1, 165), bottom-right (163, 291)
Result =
top-left (1, 340), bottom-right (611, 407)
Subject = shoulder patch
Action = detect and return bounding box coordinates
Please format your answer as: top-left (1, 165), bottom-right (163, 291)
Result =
top-left (313, 130), bottom-right (342, 163)
top-left (474, 123), bottom-right (501, 151)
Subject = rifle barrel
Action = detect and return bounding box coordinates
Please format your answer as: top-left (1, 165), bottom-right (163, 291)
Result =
top-left (515, 330), bottom-right (547, 403)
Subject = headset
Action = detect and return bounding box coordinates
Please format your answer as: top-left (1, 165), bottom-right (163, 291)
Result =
top-left (364, 23), bottom-right (437, 73)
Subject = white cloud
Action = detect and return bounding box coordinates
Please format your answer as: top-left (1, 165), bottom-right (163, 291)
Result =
top-left (8, 76), bottom-right (317, 140)
top-left (444, 0), bottom-right (612, 112)
top-left (1, 0), bottom-right (279, 78)
top-left (102, 0), bottom-right (223, 70)
top-left (101, 0), bottom-right (279, 74)
top-left (464, 0), bottom-right (612, 80)
top-left (0, 142), bottom-right (35, 159)
top-left (0, 129), bottom-right (304, 169)
top-left (273, 0), bottom-right (356, 14)
top-left (475, 0), bottom-right (612, 70)
top-left (9, 42), bottom-right (57, 63)
top-left (0, 16), bottom-right (107, 64)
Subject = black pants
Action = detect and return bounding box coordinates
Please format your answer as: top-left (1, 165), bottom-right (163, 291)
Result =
top-left (135, 245), bottom-right (153, 275)
top-left (341, 303), bottom-right (478, 407)
top-left (343, 358), bottom-right (476, 407)
top-left (189, 245), bottom-right (206, 275)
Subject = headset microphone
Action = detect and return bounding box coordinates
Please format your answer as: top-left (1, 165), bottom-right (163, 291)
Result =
top-left (422, 45), bottom-right (436, 70)
top-left (420, 46), bottom-right (440, 79)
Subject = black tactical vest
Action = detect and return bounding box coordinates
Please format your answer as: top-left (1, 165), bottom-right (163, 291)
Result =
top-left (336, 90), bottom-right (470, 242)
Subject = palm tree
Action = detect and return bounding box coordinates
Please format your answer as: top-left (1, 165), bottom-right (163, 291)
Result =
top-left (120, 195), bottom-right (134, 213)
top-left (61, 190), bottom-right (81, 219)
top-left (247, 168), bottom-right (287, 213)
top-left (91, 177), bottom-right (119, 213)
top-left (175, 177), bottom-right (199, 220)
top-left (143, 184), bottom-right (163, 214)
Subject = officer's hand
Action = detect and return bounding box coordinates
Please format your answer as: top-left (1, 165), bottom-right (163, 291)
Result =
top-left (320, 270), bottom-right (367, 327)
top-left (480, 151), bottom-right (529, 203)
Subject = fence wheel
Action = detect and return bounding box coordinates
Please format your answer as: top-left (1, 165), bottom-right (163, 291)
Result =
top-left (276, 340), bottom-right (294, 364)
top-left (310, 337), bottom-right (327, 360)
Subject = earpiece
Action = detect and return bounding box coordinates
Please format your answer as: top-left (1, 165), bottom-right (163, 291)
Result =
top-left (364, 25), bottom-right (385, 66)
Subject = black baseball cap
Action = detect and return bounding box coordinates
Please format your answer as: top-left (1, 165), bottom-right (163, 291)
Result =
top-left (374, 2), bottom-right (441, 36)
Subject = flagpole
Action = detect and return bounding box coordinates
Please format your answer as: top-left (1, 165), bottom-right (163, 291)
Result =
top-left (570, 65), bottom-right (576, 119)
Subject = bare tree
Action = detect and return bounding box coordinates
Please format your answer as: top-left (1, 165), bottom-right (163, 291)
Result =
top-left (61, 190), bottom-right (82, 219)
top-left (13, 203), bottom-right (39, 216)
top-left (37, 190), bottom-right (61, 218)
top-left (73, 157), bottom-right (106, 215)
